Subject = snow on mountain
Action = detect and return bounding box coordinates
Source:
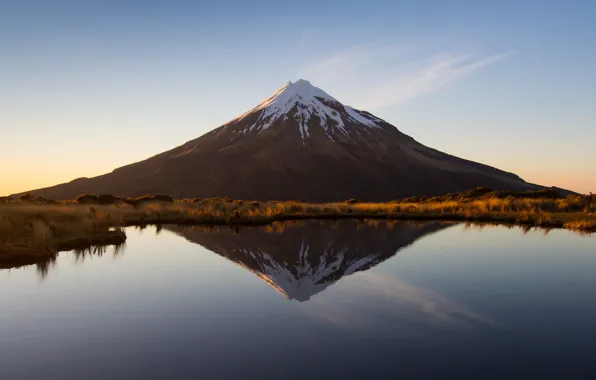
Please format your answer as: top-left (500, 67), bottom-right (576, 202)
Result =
top-left (225, 79), bottom-right (384, 142)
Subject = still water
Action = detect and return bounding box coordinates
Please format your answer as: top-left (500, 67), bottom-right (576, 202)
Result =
top-left (1, 220), bottom-right (595, 379)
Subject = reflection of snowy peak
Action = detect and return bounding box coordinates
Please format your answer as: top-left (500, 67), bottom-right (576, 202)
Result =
top-left (167, 220), bottom-right (450, 302)
top-left (235, 242), bottom-right (381, 301)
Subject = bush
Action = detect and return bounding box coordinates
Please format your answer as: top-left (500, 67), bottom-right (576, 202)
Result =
top-left (153, 194), bottom-right (174, 203)
top-left (76, 194), bottom-right (99, 204)
top-left (463, 187), bottom-right (492, 198)
top-left (485, 191), bottom-right (510, 199)
top-left (200, 197), bottom-right (222, 203)
top-left (227, 209), bottom-right (240, 222)
top-left (75, 194), bottom-right (97, 204)
top-left (524, 189), bottom-right (561, 199)
top-left (402, 196), bottom-right (425, 203)
top-left (97, 194), bottom-right (122, 205)
top-left (37, 196), bottom-right (57, 204)
top-left (285, 201), bottom-right (302, 213)
top-left (393, 187), bottom-right (567, 204)
top-left (126, 194), bottom-right (174, 206)
top-left (20, 193), bottom-right (34, 202)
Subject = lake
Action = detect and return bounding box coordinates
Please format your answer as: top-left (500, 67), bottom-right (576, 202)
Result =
top-left (1, 220), bottom-right (595, 379)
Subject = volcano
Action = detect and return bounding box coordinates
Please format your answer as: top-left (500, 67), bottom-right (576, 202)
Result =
top-left (21, 79), bottom-right (540, 201)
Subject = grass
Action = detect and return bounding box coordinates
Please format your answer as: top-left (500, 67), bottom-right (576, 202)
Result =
top-left (1, 189), bottom-right (595, 263)
top-left (0, 204), bottom-right (126, 266)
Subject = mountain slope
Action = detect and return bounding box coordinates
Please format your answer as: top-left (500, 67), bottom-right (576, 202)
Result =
top-left (19, 79), bottom-right (540, 201)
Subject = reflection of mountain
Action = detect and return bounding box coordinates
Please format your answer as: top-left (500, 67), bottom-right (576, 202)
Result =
top-left (167, 220), bottom-right (451, 302)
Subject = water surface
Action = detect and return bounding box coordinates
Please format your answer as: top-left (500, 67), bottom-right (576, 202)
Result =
top-left (1, 220), bottom-right (595, 379)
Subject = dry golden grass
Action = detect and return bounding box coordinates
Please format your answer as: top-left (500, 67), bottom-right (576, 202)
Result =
top-left (1, 193), bottom-right (595, 259)
top-left (0, 204), bottom-right (126, 258)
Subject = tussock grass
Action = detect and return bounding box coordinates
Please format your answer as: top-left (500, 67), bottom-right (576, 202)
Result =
top-left (2, 189), bottom-right (594, 260)
top-left (0, 204), bottom-right (126, 261)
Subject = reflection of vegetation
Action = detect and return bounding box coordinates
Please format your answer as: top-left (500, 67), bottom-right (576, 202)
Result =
top-left (1, 188), bottom-right (594, 263)
top-left (22, 242), bottom-right (126, 280)
top-left (35, 255), bottom-right (57, 280)
top-left (463, 220), bottom-right (595, 237)
top-left (73, 245), bottom-right (109, 262)
top-left (169, 219), bottom-right (452, 236)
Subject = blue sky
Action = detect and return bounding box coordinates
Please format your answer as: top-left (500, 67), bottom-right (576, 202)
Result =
top-left (1, 0), bottom-right (595, 194)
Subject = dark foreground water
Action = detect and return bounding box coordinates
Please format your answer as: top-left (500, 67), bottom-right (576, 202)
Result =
top-left (1, 220), bottom-right (595, 379)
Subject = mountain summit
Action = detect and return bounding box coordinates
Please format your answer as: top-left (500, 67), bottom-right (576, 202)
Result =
top-left (226, 79), bottom-right (383, 142)
top-left (21, 79), bottom-right (541, 201)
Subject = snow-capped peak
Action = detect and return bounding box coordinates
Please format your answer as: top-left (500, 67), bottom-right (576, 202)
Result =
top-left (278, 79), bottom-right (338, 104)
top-left (226, 79), bottom-right (384, 142)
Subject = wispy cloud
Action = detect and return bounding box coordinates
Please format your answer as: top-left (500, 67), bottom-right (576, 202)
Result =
top-left (299, 44), bottom-right (515, 109)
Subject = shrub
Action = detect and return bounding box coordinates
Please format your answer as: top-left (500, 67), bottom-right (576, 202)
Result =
top-left (285, 202), bottom-right (302, 213)
top-left (485, 191), bottom-right (510, 199)
top-left (525, 189), bottom-right (561, 199)
top-left (405, 205), bottom-right (417, 213)
top-left (20, 193), bottom-right (34, 202)
top-left (200, 197), bottom-right (222, 203)
top-left (76, 194), bottom-right (99, 204)
top-left (97, 194), bottom-right (122, 205)
top-left (228, 209), bottom-right (240, 222)
top-left (127, 195), bottom-right (152, 206)
top-left (402, 196), bottom-right (424, 203)
top-left (125, 194), bottom-right (174, 206)
top-left (463, 187), bottom-right (492, 198)
top-left (36, 196), bottom-right (57, 204)
top-left (153, 194), bottom-right (174, 203)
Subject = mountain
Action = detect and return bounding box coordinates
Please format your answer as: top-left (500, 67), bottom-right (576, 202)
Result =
top-left (166, 220), bottom-right (452, 302)
top-left (19, 79), bottom-right (541, 201)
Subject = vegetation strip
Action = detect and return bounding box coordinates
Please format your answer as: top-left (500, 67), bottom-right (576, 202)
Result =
top-left (1, 188), bottom-right (594, 262)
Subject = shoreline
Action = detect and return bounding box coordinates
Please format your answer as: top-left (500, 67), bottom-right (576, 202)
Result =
top-left (1, 213), bottom-right (593, 271)
top-left (122, 211), bottom-right (596, 232)
top-left (1, 195), bottom-right (595, 260)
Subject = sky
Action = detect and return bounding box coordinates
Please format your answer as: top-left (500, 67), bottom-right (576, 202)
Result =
top-left (1, 0), bottom-right (595, 195)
